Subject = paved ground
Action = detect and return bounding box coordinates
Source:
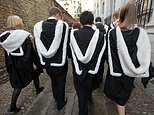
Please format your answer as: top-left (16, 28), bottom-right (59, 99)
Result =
top-left (0, 62), bottom-right (154, 115)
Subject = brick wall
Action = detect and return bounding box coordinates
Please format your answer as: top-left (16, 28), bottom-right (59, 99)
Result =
top-left (0, 0), bottom-right (74, 82)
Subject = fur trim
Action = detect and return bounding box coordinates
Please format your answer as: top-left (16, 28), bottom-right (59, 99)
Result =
top-left (92, 24), bottom-right (97, 30)
top-left (108, 27), bottom-right (151, 77)
top-left (116, 27), bottom-right (150, 77)
top-left (70, 29), bottom-right (106, 75)
top-left (34, 20), bottom-right (63, 58)
top-left (50, 22), bottom-right (69, 66)
top-left (10, 47), bottom-right (24, 56)
top-left (0, 30), bottom-right (30, 56)
top-left (108, 29), bottom-right (122, 76)
top-left (70, 29), bottom-right (99, 64)
top-left (33, 20), bottom-right (69, 67)
top-left (110, 22), bottom-right (115, 29)
top-left (104, 24), bottom-right (109, 33)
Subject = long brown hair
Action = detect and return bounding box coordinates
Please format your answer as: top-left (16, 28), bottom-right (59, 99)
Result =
top-left (118, 1), bottom-right (137, 29)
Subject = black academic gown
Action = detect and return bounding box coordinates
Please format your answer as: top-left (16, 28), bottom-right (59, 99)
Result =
top-left (0, 32), bottom-right (33, 89)
top-left (71, 26), bottom-right (106, 115)
top-left (40, 19), bottom-right (68, 69)
top-left (36, 19), bottom-right (68, 109)
top-left (104, 28), bottom-right (140, 106)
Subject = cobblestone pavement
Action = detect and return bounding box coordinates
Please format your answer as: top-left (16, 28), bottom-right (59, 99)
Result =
top-left (0, 63), bottom-right (154, 115)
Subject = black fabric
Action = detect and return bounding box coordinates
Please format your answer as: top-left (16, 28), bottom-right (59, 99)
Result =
top-left (72, 26), bottom-right (106, 80)
top-left (36, 19), bottom-right (69, 110)
top-left (74, 74), bottom-right (94, 115)
top-left (45, 64), bottom-right (68, 107)
top-left (10, 88), bottom-right (22, 109)
top-left (91, 56), bottom-right (105, 91)
top-left (104, 70), bottom-right (135, 106)
top-left (1, 35), bottom-right (34, 88)
top-left (40, 19), bottom-right (67, 67)
top-left (95, 23), bottom-right (106, 34)
top-left (31, 45), bottom-right (43, 91)
top-left (71, 26), bottom-right (106, 115)
top-left (109, 28), bottom-right (140, 73)
top-left (104, 28), bottom-right (140, 105)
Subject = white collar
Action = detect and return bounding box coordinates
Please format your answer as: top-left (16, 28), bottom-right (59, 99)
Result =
top-left (95, 22), bottom-right (102, 24)
top-left (84, 25), bottom-right (92, 27)
top-left (48, 16), bottom-right (57, 20)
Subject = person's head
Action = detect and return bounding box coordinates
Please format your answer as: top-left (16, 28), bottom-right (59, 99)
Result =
top-left (6, 15), bottom-right (24, 29)
top-left (118, 1), bottom-right (137, 28)
top-left (79, 11), bottom-right (94, 26)
top-left (112, 10), bottom-right (119, 22)
top-left (72, 22), bottom-right (81, 29)
top-left (95, 17), bottom-right (102, 23)
top-left (49, 7), bottom-right (62, 20)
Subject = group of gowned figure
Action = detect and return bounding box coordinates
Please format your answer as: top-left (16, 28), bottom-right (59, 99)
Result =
top-left (0, 1), bottom-right (154, 115)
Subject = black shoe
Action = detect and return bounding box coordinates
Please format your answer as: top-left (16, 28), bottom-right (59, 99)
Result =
top-left (57, 98), bottom-right (67, 110)
top-left (36, 86), bottom-right (44, 95)
top-left (7, 107), bottom-right (21, 113)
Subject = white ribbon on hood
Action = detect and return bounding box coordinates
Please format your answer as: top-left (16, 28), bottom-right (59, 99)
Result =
top-left (0, 30), bottom-right (30, 56)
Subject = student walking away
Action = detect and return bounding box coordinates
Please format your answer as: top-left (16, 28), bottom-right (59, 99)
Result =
top-left (33, 7), bottom-right (69, 110)
top-left (104, 2), bottom-right (152, 115)
top-left (95, 17), bottom-right (106, 34)
top-left (91, 17), bottom-right (106, 91)
top-left (70, 11), bottom-right (106, 115)
top-left (0, 15), bottom-right (42, 113)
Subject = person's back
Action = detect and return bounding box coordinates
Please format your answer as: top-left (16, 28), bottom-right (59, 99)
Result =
top-left (0, 15), bottom-right (35, 113)
top-left (40, 18), bottom-right (68, 66)
top-left (70, 11), bottom-right (106, 115)
top-left (33, 7), bottom-right (69, 110)
top-left (95, 17), bottom-right (106, 34)
top-left (104, 2), bottom-right (151, 115)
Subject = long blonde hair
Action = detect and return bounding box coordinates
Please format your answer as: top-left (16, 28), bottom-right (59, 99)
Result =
top-left (118, 1), bottom-right (137, 29)
top-left (7, 15), bottom-right (24, 29)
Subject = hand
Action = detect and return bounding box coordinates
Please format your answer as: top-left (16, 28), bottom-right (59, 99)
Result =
top-left (33, 63), bottom-right (37, 70)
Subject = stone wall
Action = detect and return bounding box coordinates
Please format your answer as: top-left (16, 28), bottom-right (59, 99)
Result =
top-left (0, 0), bottom-right (74, 83)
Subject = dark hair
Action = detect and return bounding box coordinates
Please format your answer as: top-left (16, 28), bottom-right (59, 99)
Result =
top-left (79, 11), bottom-right (94, 25)
top-left (95, 17), bottom-right (102, 22)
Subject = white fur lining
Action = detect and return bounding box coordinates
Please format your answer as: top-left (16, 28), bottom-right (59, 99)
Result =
top-left (34, 20), bottom-right (63, 58)
top-left (110, 22), bottom-right (115, 29)
top-left (108, 29), bottom-right (122, 76)
top-left (10, 47), bottom-right (24, 56)
top-left (0, 30), bottom-right (30, 56)
top-left (108, 27), bottom-right (151, 77)
top-left (33, 20), bottom-right (69, 66)
top-left (70, 29), bottom-right (106, 75)
top-left (50, 22), bottom-right (69, 66)
top-left (70, 29), bottom-right (99, 64)
top-left (104, 24), bottom-right (109, 34)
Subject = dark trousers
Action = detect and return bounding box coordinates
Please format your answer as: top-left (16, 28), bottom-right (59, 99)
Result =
top-left (74, 75), bottom-right (93, 115)
top-left (46, 65), bottom-right (68, 107)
